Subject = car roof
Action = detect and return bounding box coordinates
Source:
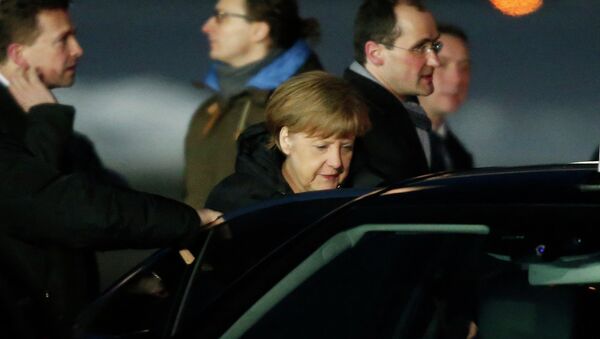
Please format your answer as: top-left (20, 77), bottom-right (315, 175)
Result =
top-left (196, 163), bottom-right (600, 271)
top-left (222, 163), bottom-right (600, 222)
top-left (363, 163), bottom-right (600, 205)
top-left (299, 163), bottom-right (600, 259)
top-left (212, 163), bottom-right (600, 246)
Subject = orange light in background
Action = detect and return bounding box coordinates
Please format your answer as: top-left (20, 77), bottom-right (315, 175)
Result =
top-left (490, 0), bottom-right (543, 17)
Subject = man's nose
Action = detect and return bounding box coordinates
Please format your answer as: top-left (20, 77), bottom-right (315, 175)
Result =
top-left (202, 17), bottom-right (215, 34)
top-left (70, 37), bottom-right (83, 58)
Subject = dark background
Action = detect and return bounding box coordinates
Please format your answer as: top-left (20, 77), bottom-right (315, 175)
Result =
top-left (53, 0), bottom-right (600, 288)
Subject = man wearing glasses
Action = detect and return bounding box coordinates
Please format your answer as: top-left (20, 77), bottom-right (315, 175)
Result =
top-left (184, 0), bottom-right (323, 210)
top-left (345, 0), bottom-right (442, 187)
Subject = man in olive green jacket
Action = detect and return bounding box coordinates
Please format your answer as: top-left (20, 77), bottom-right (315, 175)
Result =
top-left (184, 0), bottom-right (323, 209)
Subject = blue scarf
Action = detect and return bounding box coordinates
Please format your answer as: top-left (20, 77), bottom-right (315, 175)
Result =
top-left (204, 40), bottom-right (312, 92)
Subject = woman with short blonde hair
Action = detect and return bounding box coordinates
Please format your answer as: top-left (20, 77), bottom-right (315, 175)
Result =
top-left (266, 71), bottom-right (370, 149)
top-left (206, 71), bottom-right (370, 212)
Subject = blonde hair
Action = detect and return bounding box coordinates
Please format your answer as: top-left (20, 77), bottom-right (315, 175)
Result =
top-left (266, 71), bottom-right (371, 150)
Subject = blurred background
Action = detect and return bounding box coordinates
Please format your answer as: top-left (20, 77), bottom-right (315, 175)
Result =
top-left (56, 0), bottom-right (600, 288)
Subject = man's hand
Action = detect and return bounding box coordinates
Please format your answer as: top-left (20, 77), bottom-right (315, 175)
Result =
top-left (197, 208), bottom-right (223, 226)
top-left (7, 66), bottom-right (57, 112)
top-left (178, 209), bottom-right (224, 265)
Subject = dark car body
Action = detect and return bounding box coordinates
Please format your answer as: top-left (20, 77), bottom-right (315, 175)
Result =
top-left (74, 163), bottom-right (600, 339)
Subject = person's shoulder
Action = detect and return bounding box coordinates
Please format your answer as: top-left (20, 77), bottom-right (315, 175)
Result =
top-left (237, 123), bottom-right (269, 147)
top-left (205, 172), bottom-right (269, 212)
top-left (343, 67), bottom-right (362, 83)
top-left (191, 91), bottom-right (220, 115)
top-left (235, 123), bottom-right (283, 181)
top-left (297, 51), bottom-right (324, 73)
top-left (444, 127), bottom-right (474, 169)
top-left (343, 68), bottom-right (391, 104)
top-left (445, 127), bottom-right (471, 153)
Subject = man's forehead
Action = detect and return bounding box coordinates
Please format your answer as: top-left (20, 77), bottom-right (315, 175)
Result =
top-left (441, 34), bottom-right (468, 49)
top-left (394, 5), bottom-right (438, 41)
top-left (216, 0), bottom-right (245, 11)
top-left (439, 34), bottom-right (470, 59)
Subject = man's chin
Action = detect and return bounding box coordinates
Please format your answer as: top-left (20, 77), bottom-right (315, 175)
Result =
top-left (46, 78), bottom-right (76, 89)
top-left (209, 51), bottom-right (223, 62)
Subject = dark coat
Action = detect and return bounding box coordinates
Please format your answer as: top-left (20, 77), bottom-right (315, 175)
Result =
top-left (184, 47), bottom-right (323, 209)
top-left (0, 86), bottom-right (127, 186)
top-left (0, 88), bottom-right (201, 338)
top-left (344, 69), bottom-right (429, 188)
top-left (205, 123), bottom-right (292, 213)
top-left (0, 86), bottom-right (74, 167)
top-left (443, 128), bottom-right (474, 171)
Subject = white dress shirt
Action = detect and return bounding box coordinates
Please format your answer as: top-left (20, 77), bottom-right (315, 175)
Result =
top-left (0, 72), bottom-right (9, 87)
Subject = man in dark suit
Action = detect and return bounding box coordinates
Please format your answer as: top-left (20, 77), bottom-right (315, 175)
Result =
top-left (0, 1), bottom-right (221, 337)
top-left (344, 0), bottom-right (441, 187)
top-left (419, 24), bottom-right (474, 171)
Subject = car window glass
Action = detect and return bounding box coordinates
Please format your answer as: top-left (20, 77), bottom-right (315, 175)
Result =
top-left (74, 248), bottom-right (194, 337)
top-left (220, 223), bottom-right (600, 339)
top-left (175, 196), bottom-right (357, 332)
top-left (224, 224), bottom-right (488, 339)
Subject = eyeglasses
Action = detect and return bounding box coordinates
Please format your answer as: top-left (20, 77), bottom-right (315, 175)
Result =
top-left (212, 10), bottom-right (252, 24)
top-left (385, 40), bottom-right (444, 55)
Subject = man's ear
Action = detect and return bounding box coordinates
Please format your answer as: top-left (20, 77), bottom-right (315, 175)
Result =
top-left (251, 21), bottom-right (271, 43)
top-left (279, 127), bottom-right (292, 155)
top-left (365, 41), bottom-right (385, 66)
top-left (6, 43), bottom-right (29, 68)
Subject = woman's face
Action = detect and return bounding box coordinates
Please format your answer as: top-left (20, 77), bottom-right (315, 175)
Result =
top-left (280, 128), bottom-right (355, 193)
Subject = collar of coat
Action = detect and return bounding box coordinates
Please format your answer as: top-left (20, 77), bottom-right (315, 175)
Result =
top-left (203, 39), bottom-right (312, 92)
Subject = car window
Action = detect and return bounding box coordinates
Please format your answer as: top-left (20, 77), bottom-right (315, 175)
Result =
top-left (174, 195), bottom-right (359, 332)
top-left (223, 224), bottom-right (488, 339)
top-left (217, 223), bottom-right (600, 339)
top-left (74, 248), bottom-right (197, 338)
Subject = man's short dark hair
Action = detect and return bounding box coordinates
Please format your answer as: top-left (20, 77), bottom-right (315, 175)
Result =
top-left (437, 23), bottom-right (469, 46)
top-left (246, 0), bottom-right (320, 49)
top-left (353, 0), bottom-right (425, 65)
top-left (0, 0), bottom-right (71, 64)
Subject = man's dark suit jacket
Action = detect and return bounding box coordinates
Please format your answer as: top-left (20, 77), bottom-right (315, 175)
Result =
top-left (0, 85), bottom-right (128, 338)
top-left (443, 127), bottom-right (474, 171)
top-left (344, 68), bottom-right (429, 188)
